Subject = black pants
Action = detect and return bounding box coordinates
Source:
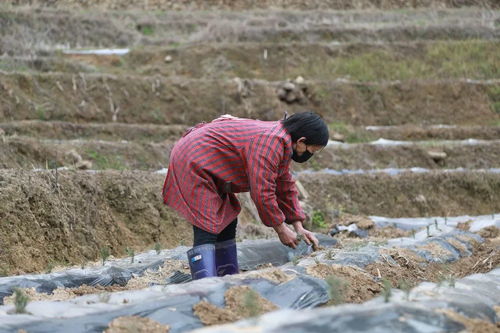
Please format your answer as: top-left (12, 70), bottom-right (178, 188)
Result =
top-left (193, 219), bottom-right (238, 246)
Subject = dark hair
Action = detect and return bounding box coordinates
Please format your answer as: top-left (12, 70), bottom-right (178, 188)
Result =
top-left (281, 111), bottom-right (329, 146)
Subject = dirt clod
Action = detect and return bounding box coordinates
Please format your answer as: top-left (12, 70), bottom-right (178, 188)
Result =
top-left (193, 286), bottom-right (278, 326)
top-left (307, 263), bottom-right (381, 304)
top-left (105, 316), bottom-right (170, 333)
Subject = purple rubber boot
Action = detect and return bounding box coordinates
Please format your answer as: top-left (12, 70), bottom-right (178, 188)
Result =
top-left (187, 244), bottom-right (217, 280)
top-left (215, 239), bottom-right (239, 276)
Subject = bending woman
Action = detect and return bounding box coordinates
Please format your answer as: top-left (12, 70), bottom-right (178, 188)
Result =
top-left (162, 111), bottom-right (329, 279)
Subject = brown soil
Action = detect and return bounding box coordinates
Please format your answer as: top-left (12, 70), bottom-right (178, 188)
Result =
top-left (478, 226), bottom-right (500, 239)
top-left (306, 263), bottom-right (381, 303)
top-left (415, 242), bottom-right (454, 258)
top-left (1, 73), bottom-right (498, 126)
top-left (2, 169), bottom-right (500, 275)
top-left (437, 309), bottom-right (500, 333)
top-left (366, 236), bottom-right (500, 288)
top-left (332, 214), bottom-right (375, 229)
top-left (301, 171), bottom-right (500, 218)
top-left (3, 259), bottom-right (187, 303)
top-left (105, 316), bottom-right (170, 333)
top-left (362, 125), bottom-right (500, 141)
top-left (0, 169), bottom-right (191, 275)
top-left (73, 42), bottom-right (499, 82)
top-left (240, 267), bottom-right (295, 284)
top-left (193, 286), bottom-right (278, 326)
top-left (0, 121), bottom-right (187, 142)
top-left (296, 143), bottom-right (500, 171)
top-left (3, 285), bottom-right (129, 304)
top-left (0, 136), bottom-right (173, 170)
top-left (3, 135), bottom-right (500, 171)
top-left (7, 0), bottom-right (498, 10)
top-left (456, 220), bottom-right (472, 231)
top-left (369, 226), bottom-right (412, 238)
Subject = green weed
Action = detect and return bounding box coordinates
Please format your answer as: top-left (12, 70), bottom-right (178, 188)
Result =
top-left (154, 242), bottom-right (162, 255)
top-left (125, 247), bottom-right (135, 264)
top-left (86, 150), bottom-right (126, 170)
top-left (243, 289), bottom-right (261, 318)
top-left (398, 279), bottom-right (412, 300)
top-left (312, 210), bottom-right (328, 229)
top-left (100, 247), bottom-right (110, 266)
top-left (139, 25), bottom-right (154, 36)
top-left (325, 275), bottom-right (347, 305)
top-left (13, 288), bottom-right (29, 314)
top-left (381, 279), bottom-right (392, 303)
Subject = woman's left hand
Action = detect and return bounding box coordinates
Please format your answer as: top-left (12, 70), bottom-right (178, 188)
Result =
top-left (292, 221), bottom-right (319, 250)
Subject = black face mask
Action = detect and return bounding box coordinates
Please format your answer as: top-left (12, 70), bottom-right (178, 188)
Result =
top-left (292, 149), bottom-right (313, 163)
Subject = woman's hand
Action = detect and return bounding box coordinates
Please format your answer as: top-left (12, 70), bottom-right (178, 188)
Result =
top-left (292, 221), bottom-right (319, 250)
top-left (273, 223), bottom-right (299, 249)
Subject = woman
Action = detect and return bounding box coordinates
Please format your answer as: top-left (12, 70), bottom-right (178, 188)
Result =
top-left (162, 111), bottom-right (329, 279)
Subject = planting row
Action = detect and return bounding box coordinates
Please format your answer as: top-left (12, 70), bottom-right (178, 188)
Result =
top-left (1, 169), bottom-right (500, 274)
top-left (1, 74), bottom-right (498, 126)
top-left (0, 228), bottom-right (496, 332)
top-left (2, 135), bottom-right (500, 170)
top-left (1, 8), bottom-right (498, 56)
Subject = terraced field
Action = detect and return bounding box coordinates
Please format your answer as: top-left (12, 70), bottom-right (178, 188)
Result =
top-left (0, 1), bottom-right (499, 332)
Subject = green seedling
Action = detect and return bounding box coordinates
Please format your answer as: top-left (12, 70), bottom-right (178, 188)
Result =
top-left (314, 257), bottom-right (321, 265)
top-left (125, 247), bottom-right (135, 264)
top-left (13, 288), bottom-right (29, 314)
top-left (100, 247), bottom-right (110, 266)
top-left (327, 249), bottom-right (335, 260)
top-left (312, 210), bottom-right (328, 229)
top-left (444, 216), bottom-right (448, 225)
top-left (45, 262), bottom-right (54, 274)
top-left (243, 289), bottom-right (261, 318)
top-left (398, 279), bottom-right (411, 301)
top-left (382, 279), bottom-right (392, 303)
top-left (411, 229), bottom-right (416, 239)
top-left (154, 242), bottom-right (161, 255)
top-left (98, 293), bottom-right (111, 303)
top-left (325, 275), bottom-right (347, 305)
top-left (426, 225), bottom-right (431, 238)
top-left (291, 256), bottom-right (300, 266)
top-left (435, 219), bottom-right (442, 231)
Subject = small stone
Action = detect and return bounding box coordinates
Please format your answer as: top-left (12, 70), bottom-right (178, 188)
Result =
top-left (282, 82), bottom-right (295, 91)
top-left (294, 76), bottom-right (305, 84)
top-left (332, 133), bottom-right (345, 142)
top-left (66, 149), bottom-right (83, 163)
top-left (428, 150), bottom-right (447, 162)
top-left (415, 194), bottom-right (427, 203)
top-left (277, 88), bottom-right (287, 99)
top-left (285, 91), bottom-right (297, 103)
top-left (164, 55), bottom-right (173, 63)
top-left (76, 160), bottom-right (92, 170)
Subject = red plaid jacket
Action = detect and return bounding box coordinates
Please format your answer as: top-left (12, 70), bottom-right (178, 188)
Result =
top-left (162, 117), bottom-right (305, 234)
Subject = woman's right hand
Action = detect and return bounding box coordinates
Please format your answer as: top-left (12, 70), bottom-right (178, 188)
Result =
top-left (273, 223), bottom-right (299, 249)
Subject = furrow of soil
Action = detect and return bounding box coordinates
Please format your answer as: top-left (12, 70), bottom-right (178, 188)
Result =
top-left (1, 74), bottom-right (498, 126)
top-left (2, 136), bottom-right (500, 170)
top-left (298, 170), bottom-right (500, 217)
top-left (86, 41), bottom-right (499, 81)
top-left (1, 121), bottom-right (498, 142)
top-left (356, 125), bottom-right (500, 141)
top-left (1, 169), bottom-right (499, 275)
top-left (0, 120), bottom-right (187, 142)
top-left (6, 0), bottom-right (499, 10)
top-left (1, 8), bottom-right (498, 56)
top-left (301, 141), bottom-right (500, 171)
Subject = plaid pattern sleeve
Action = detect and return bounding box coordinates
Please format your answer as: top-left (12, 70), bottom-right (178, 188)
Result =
top-left (276, 170), bottom-right (306, 224)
